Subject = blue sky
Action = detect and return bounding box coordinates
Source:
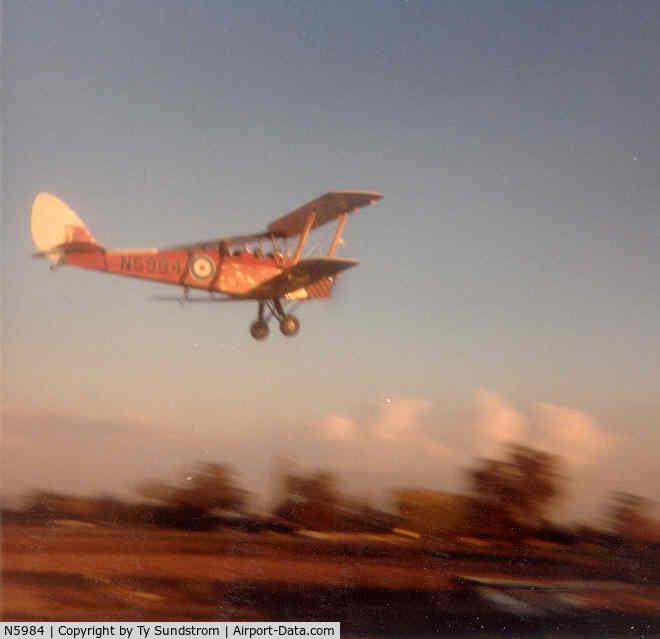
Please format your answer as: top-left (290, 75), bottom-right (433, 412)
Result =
top-left (3, 1), bottom-right (659, 520)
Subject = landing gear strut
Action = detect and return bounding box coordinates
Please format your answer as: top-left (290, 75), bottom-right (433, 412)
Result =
top-left (249, 299), bottom-right (300, 340)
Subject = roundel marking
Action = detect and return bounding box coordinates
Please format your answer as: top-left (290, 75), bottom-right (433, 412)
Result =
top-left (189, 255), bottom-right (216, 281)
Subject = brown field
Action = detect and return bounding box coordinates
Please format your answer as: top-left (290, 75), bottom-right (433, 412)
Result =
top-left (2, 525), bottom-right (659, 636)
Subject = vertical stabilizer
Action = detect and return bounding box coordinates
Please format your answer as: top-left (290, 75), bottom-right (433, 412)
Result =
top-left (31, 193), bottom-right (99, 261)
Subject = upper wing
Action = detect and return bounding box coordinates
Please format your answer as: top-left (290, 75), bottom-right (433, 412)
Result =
top-left (267, 191), bottom-right (383, 238)
top-left (163, 191), bottom-right (383, 251)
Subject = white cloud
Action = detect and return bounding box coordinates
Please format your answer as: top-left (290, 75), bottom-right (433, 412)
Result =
top-left (369, 396), bottom-right (453, 459)
top-left (533, 402), bottom-right (615, 467)
top-left (322, 414), bottom-right (357, 441)
top-left (470, 390), bottom-right (614, 469)
top-left (473, 388), bottom-right (528, 458)
top-left (317, 397), bottom-right (455, 493)
top-left (370, 396), bottom-right (432, 443)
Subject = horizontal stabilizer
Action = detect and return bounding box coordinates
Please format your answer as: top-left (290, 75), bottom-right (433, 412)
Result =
top-left (243, 257), bottom-right (358, 299)
top-left (32, 240), bottom-right (105, 259)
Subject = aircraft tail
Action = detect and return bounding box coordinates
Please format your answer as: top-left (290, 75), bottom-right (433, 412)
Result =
top-left (31, 193), bottom-right (102, 261)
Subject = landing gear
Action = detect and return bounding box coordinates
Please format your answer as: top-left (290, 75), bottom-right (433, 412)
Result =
top-left (249, 299), bottom-right (301, 340)
top-left (250, 320), bottom-right (269, 340)
top-left (280, 315), bottom-right (300, 337)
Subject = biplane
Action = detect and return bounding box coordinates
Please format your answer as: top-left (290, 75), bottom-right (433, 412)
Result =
top-left (31, 191), bottom-right (383, 339)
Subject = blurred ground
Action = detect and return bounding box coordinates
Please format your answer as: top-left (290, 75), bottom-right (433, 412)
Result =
top-left (2, 525), bottom-right (659, 636)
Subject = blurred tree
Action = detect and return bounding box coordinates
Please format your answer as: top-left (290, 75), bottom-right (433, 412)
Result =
top-left (468, 444), bottom-right (562, 532)
top-left (275, 470), bottom-right (342, 530)
top-left (138, 462), bottom-right (247, 514)
top-left (285, 471), bottom-right (339, 507)
top-left (607, 492), bottom-right (650, 538)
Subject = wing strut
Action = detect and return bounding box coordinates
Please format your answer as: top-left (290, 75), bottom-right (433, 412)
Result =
top-left (327, 213), bottom-right (348, 258)
top-left (292, 211), bottom-right (316, 263)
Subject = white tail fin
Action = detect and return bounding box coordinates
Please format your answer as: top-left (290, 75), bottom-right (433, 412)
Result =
top-left (31, 193), bottom-right (100, 261)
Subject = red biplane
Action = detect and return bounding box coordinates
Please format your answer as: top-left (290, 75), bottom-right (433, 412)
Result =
top-left (31, 191), bottom-right (383, 339)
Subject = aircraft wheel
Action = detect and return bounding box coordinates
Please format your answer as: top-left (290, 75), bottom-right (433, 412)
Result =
top-left (250, 320), bottom-right (269, 340)
top-left (280, 315), bottom-right (300, 337)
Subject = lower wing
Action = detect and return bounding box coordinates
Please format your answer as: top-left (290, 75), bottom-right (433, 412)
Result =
top-left (243, 257), bottom-right (358, 299)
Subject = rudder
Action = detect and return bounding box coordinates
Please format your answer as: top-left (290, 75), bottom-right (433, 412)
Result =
top-left (31, 193), bottom-right (100, 261)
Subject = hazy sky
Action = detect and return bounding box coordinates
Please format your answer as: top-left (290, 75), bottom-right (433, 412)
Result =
top-left (3, 1), bottom-right (659, 521)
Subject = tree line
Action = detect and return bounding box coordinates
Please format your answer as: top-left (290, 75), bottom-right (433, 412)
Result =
top-left (4, 445), bottom-right (658, 544)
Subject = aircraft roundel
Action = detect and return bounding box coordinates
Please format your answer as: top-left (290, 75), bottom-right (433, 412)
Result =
top-left (189, 255), bottom-right (216, 280)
